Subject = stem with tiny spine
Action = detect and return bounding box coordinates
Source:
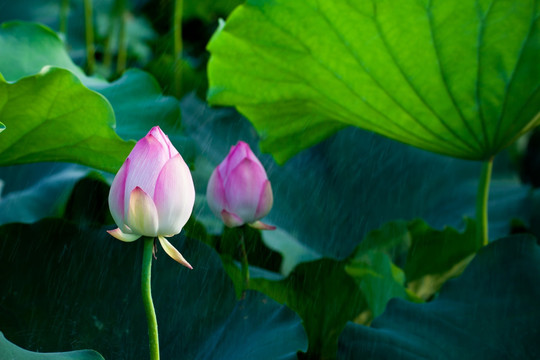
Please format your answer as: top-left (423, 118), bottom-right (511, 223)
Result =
top-left (83, 0), bottom-right (95, 74)
top-left (239, 226), bottom-right (250, 295)
top-left (142, 237), bottom-right (160, 360)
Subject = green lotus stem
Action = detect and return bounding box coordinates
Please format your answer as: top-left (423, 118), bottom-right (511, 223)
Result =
top-left (476, 158), bottom-right (493, 247)
top-left (59, 0), bottom-right (70, 37)
top-left (83, 0), bottom-right (95, 74)
top-left (102, 28), bottom-right (113, 73)
top-left (173, 0), bottom-right (183, 97)
top-left (116, 0), bottom-right (128, 76)
top-left (142, 237), bottom-right (160, 360)
top-left (239, 226), bottom-right (250, 295)
top-left (102, 0), bottom-right (122, 75)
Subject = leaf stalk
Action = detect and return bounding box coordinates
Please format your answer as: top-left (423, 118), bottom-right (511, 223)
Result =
top-left (476, 158), bottom-right (493, 247)
top-left (173, 0), bottom-right (183, 98)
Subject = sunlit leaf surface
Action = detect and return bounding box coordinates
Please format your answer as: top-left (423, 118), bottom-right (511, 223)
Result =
top-left (0, 68), bottom-right (132, 172)
top-left (208, 0), bottom-right (540, 162)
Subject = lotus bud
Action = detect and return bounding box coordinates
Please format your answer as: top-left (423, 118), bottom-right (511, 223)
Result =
top-left (107, 126), bottom-right (195, 269)
top-left (207, 141), bottom-right (275, 230)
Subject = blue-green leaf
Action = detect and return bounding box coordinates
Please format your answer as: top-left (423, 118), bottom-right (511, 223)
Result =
top-left (339, 235), bottom-right (540, 359)
top-left (0, 333), bottom-right (103, 360)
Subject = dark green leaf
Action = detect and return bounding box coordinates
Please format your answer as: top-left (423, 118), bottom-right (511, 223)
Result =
top-left (222, 257), bottom-right (365, 359)
top-left (339, 235), bottom-right (540, 359)
top-left (207, 0), bottom-right (540, 162)
top-left (63, 172), bottom-right (113, 226)
top-left (404, 218), bottom-right (479, 282)
top-left (0, 219), bottom-right (307, 359)
top-left (200, 290), bottom-right (307, 360)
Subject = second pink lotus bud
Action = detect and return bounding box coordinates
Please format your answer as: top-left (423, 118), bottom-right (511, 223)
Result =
top-left (207, 141), bottom-right (275, 230)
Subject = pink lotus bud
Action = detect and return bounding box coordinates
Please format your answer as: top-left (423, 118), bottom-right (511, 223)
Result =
top-left (107, 126), bottom-right (195, 269)
top-left (207, 141), bottom-right (275, 230)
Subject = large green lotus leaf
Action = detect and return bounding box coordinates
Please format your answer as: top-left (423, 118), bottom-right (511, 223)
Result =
top-left (0, 68), bottom-right (132, 172)
top-left (0, 22), bottom-right (191, 165)
top-left (182, 95), bottom-right (533, 261)
top-left (0, 219), bottom-right (307, 360)
top-left (0, 22), bottom-right (90, 83)
top-left (338, 235), bottom-right (540, 359)
top-left (0, 333), bottom-right (104, 360)
top-left (207, 0), bottom-right (540, 163)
